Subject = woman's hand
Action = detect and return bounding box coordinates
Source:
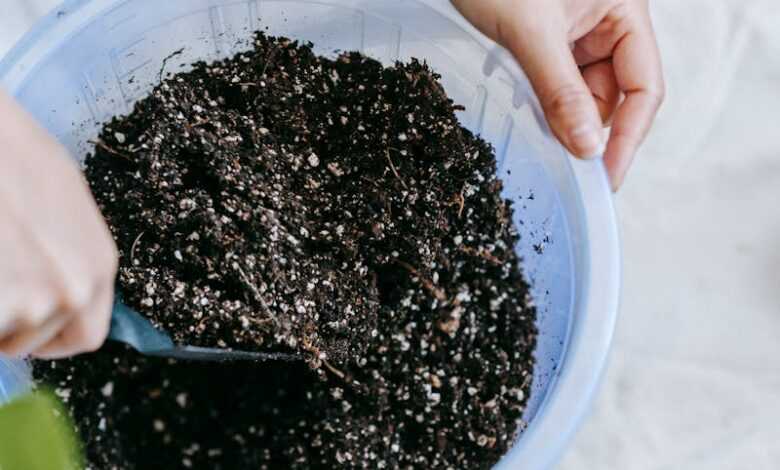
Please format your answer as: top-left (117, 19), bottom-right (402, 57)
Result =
top-left (0, 91), bottom-right (118, 359)
top-left (453, 0), bottom-right (664, 190)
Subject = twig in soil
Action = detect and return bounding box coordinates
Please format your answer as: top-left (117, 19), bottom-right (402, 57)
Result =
top-left (385, 148), bottom-right (409, 190)
top-left (260, 45), bottom-right (282, 77)
top-left (234, 262), bottom-right (274, 320)
top-left (521, 372), bottom-right (532, 389)
top-left (322, 360), bottom-right (346, 380)
top-left (457, 185), bottom-right (466, 218)
top-left (395, 260), bottom-right (447, 301)
top-left (360, 176), bottom-right (380, 188)
top-left (158, 47), bottom-right (185, 82)
top-left (449, 185), bottom-right (466, 219)
top-left (459, 246), bottom-right (504, 266)
top-left (129, 231), bottom-right (146, 264)
top-left (189, 118), bottom-right (211, 128)
top-left (300, 338), bottom-right (347, 380)
top-left (90, 139), bottom-right (133, 161)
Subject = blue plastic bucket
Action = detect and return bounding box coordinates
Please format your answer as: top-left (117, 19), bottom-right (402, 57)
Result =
top-left (0, 1), bottom-right (620, 468)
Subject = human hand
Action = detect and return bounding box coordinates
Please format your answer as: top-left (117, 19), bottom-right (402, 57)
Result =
top-left (453, 0), bottom-right (664, 190)
top-left (0, 91), bottom-right (118, 359)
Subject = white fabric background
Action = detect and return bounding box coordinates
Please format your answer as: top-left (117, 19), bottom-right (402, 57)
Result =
top-left (2, 1), bottom-right (779, 468)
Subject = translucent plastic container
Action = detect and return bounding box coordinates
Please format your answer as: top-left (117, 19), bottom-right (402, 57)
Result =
top-left (0, 1), bottom-right (620, 468)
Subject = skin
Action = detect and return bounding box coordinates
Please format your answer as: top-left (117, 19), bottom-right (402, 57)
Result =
top-left (0, 1), bottom-right (663, 358)
top-left (452, 0), bottom-right (665, 190)
top-left (0, 92), bottom-right (118, 359)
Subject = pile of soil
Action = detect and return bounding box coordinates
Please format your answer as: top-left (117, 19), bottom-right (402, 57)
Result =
top-left (35, 32), bottom-right (538, 469)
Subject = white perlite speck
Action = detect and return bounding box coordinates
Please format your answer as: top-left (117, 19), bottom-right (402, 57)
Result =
top-left (176, 393), bottom-right (188, 408)
top-left (101, 381), bottom-right (114, 397)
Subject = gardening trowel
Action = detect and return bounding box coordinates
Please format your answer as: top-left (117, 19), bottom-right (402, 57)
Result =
top-left (108, 299), bottom-right (298, 362)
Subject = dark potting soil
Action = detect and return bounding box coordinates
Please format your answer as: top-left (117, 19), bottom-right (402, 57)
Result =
top-left (35, 32), bottom-right (538, 469)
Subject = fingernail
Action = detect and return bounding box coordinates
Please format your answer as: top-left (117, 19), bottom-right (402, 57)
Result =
top-left (611, 171), bottom-right (626, 193)
top-left (569, 124), bottom-right (604, 159)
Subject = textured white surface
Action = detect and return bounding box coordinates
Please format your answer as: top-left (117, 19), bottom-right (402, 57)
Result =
top-left (2, 1), bottom-right (779, 469)
top-left (560, 1), bottom-right (780, 469)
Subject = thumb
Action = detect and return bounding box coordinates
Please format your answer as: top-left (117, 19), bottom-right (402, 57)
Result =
top-left (500, 19), bottom-right (605, 158)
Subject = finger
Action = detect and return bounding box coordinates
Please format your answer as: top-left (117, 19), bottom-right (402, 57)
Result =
top-left (500, 14), bottom-right (605, 158)
top-left (573, 44), bottom-right (604, 67)
top-left (0, 299), bottom-right (21, 338)
top-left (0, 291), bottom-right (59, 351)
top-left (0, 317), bottom-right (21, 344)
top-left (0, 313), bottom-right (69, 358)
top-left (0, 287), bottom-right (58, 329)
top-left (572, 17), bottom-right (628, 67)
top-left (604, 10), bottom-right (665, 190)
top-left (0, 245), bottom-right (59, 336)
top-left (33, 282), bottom-right (114, 359)
top-left (581, 60), bottom-right (620, 124)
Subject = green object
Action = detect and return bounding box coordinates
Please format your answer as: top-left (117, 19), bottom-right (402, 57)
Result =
top-left (0, 390), bottom-right (83, 470)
